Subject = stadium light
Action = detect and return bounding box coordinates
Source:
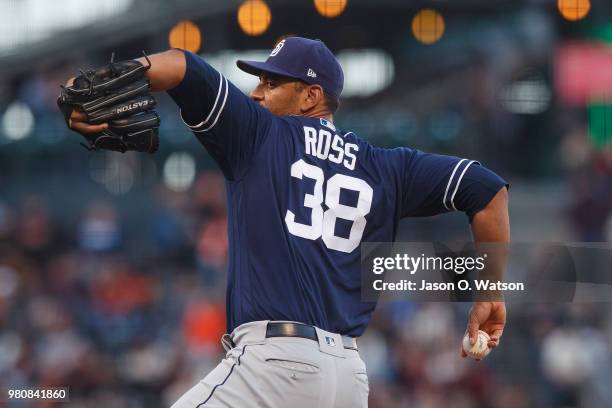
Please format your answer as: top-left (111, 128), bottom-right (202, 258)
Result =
top-left (501, 78), bottom-right (552, 115)
top-left (237, 0), bottom-right (272, 36)
top-left (313, 0), bottom-right (348, 18)
top-left (164, 152), bottom-right (197, 192)
top-left (169, 20), bottom-right (202, 53)
top-left (557, 0), bottom-right (591, 21)
top-left (1, 101), bottom-right (34, 141)
top-left (412, 9), bottom-right (445, 45)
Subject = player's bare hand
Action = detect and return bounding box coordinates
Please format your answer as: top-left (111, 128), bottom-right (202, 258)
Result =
top-left (63, 77), bottom-right (109, 135)
top-left (68, 110), bottom-right (108, 134)
top-left (461, 301), bottom-right (506, 358)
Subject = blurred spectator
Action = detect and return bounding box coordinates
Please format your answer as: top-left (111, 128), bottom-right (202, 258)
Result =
top-left (16, 196), bottom-right (54, 262)
top-left (78, 201), bottom-right (121, 252)
top-left (182, 293), bottom-right (225, 354)
top-left (90, 261), bottom-right (155, 316)
top-left (195, 215), bottom-right (228, 287)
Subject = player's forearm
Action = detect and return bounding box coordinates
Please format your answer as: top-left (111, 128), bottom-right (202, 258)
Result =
top-left (470, 187), bottom-right (510, 243)
top-left (135, 49), bottom-right (186, 92)
top-left (470, 187), bottom-right (509, 300)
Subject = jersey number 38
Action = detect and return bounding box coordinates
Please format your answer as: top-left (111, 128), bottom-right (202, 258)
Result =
top-left (285, 159), bottom-right (373, 253)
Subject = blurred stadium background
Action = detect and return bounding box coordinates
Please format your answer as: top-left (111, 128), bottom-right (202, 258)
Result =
top-left (0, 0), bottom-right (611, 406)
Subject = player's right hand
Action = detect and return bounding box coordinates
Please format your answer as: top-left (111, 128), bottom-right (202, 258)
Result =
top-left (461, 301), bottom-right (506, 359)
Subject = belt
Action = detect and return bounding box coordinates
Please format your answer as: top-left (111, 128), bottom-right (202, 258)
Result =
top-left (265, 322), bottom-right (358, 351)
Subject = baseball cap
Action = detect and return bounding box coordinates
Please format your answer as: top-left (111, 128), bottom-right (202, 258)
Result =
top-left (237, 37), bottom-right (344, 98)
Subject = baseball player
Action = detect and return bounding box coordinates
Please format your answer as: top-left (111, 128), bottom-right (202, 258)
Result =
top-left (64, 37), bottom-right (509, 407)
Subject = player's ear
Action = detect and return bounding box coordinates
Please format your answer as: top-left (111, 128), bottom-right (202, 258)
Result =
top-left (300, 84), bottom-right (324, 113)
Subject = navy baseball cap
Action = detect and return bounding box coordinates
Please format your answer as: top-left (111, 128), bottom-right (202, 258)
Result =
top-left (237, 37), bottom-right (344, 98)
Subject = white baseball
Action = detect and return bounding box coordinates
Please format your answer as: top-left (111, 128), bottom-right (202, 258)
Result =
top-left (462, 330), bottom-right (491, 360)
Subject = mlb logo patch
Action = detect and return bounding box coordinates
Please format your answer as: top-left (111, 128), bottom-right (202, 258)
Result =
top-left (325, 336), bottom-right (336, 347)
top-left (320, 118), bottom-right (336, 132)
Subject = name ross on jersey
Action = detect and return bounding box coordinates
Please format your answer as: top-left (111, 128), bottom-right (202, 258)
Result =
top-left (303, 126), bottom-right (358, 170)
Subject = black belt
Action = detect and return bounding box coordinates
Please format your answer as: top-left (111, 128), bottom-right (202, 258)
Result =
top-left (266, 322), bottom-right (358, 351)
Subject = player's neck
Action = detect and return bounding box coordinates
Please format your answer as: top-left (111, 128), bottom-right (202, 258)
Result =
top-left (301, 108), bottom-right (333, 123)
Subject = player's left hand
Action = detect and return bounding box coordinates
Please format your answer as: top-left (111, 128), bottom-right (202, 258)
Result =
top-left (461, 301), bottom-right (506, 358)
top-left (57, 53), bottom-right (160, 154)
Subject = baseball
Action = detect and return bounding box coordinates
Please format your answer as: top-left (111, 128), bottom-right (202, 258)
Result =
top-left (462, 330), bottom-right (491, 360)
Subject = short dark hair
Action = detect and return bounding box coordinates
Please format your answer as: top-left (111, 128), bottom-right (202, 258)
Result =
top-left (324, 92), bottom-right (339, 114)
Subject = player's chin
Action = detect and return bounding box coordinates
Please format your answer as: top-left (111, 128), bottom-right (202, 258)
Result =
top-left (259, 104), bottom-right (288, 116)
top-left (265, 107), bottom-right (285, 116)
top-left (262, 104), bottom-right (281, 115)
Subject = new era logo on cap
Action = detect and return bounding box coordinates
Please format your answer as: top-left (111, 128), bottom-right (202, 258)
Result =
top-left (307, 68), bottom-right (317, 78)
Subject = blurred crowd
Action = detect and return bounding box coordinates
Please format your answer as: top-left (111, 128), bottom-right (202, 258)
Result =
top-left (1, 172), bottom-right (611, 407)
top-left (0, 174), bottom-right (231, 407)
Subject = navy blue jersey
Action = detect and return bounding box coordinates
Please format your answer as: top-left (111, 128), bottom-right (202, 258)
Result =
top-left (168, 51), bottom-right (508, 337)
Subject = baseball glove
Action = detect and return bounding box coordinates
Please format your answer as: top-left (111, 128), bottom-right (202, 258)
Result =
top-left (57, 52), bottom-right (160, 154)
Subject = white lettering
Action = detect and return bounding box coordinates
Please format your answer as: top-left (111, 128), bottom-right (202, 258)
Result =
top-left (474, 280), bottom-right (525, 291)
top-left (458, 280), bottom-right (470, 290)
top-left (117, 100), bottom-right (147, 113)
top-left (304, 126), bottom-right (317, 156)
top-left (344, 143), bottom-right (358, 170)
top-left (303, 127), bottom-right (359, 170)
top-left (409, 256), bottom-right (421, 273)
top-left (328, 134), bottom-right (344, 164)
top-left (316, 129), bottom-right (332, 159)
top-left (374, 279), bottom-right (382, 290)
top-left (419, 281), bottom-right (456, 291)
top-left (373, 257), bottom-right (384, 274)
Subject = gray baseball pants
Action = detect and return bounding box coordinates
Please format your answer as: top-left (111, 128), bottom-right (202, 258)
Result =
top-left (170, 320), bottom-right (369, 407)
